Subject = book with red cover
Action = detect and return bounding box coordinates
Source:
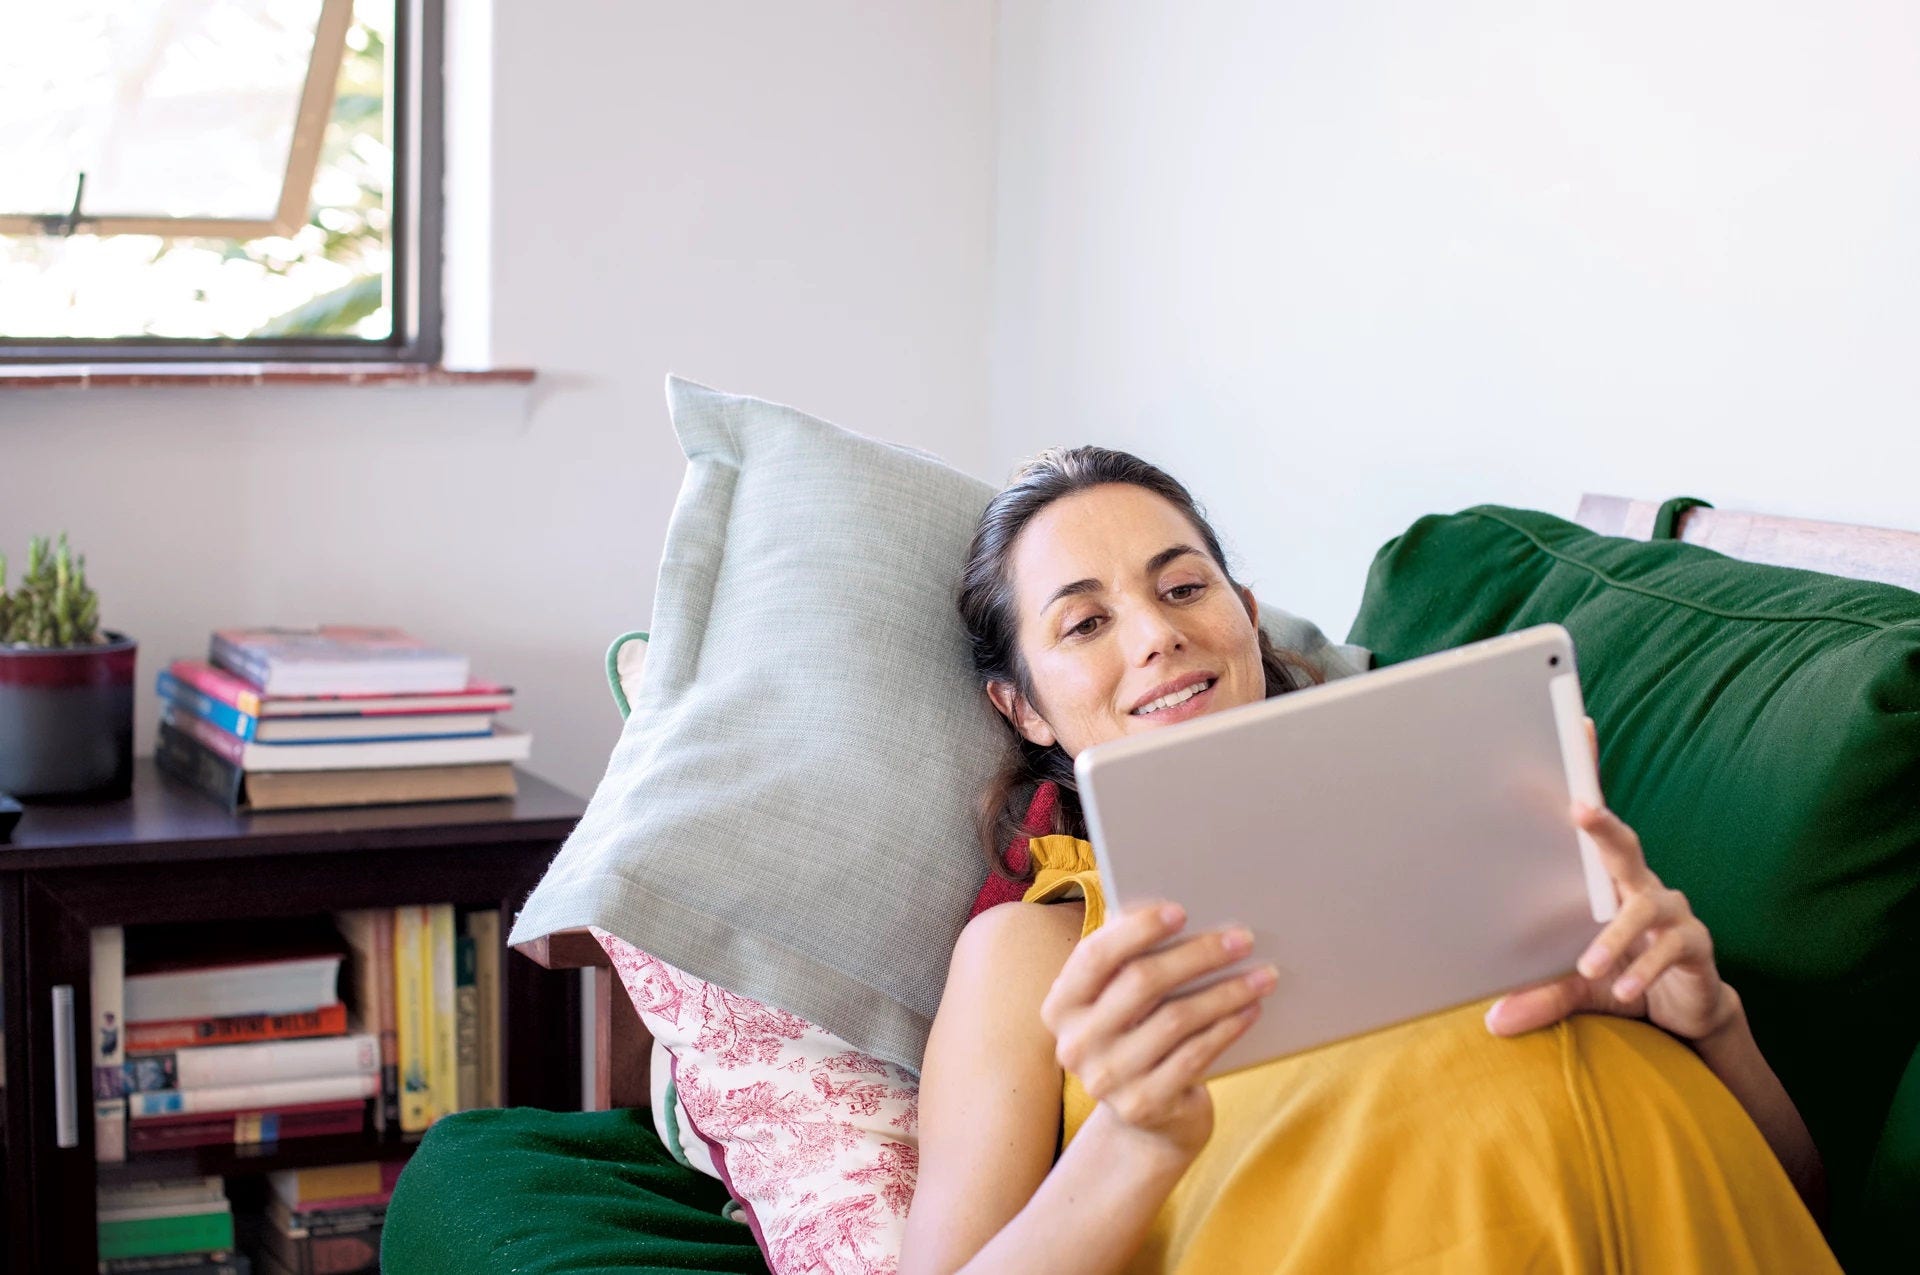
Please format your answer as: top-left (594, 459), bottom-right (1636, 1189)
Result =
top-left (127, 1099), bottom-right (368, 1152)
top-left (166, 659), bottom-right (514, 719)
top-left (126, 1004), bottom-right (350, 1054)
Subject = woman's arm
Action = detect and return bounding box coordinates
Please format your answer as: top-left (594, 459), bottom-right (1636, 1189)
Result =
top-left (902, 899), bottom-right (1270, 1275)
top-left (901, 901), bottom-right (1188, 1275)
top-left (1689, 986), bottom-right (1827, 1221)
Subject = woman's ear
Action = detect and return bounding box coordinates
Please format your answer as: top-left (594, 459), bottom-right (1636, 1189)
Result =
top-left (987, 680), bottom-right (1058, 748)
top-left (1238, 585), bottom-right (1260, 629)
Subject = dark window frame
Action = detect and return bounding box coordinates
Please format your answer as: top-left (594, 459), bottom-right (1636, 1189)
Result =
top-left (0, 0), bottom-right (443, 366)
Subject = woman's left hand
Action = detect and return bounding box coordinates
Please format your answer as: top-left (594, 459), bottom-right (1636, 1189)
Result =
top-left (1484, 719), bottom-right (1743, 1043)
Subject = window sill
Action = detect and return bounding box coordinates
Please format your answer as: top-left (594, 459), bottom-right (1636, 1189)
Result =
top-left (0, 363), bottom-right (537, 390)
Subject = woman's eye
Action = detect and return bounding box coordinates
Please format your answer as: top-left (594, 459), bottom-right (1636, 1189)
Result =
top-left (1166, 583), bottom-right (1204, 601)
top-left (1068, 615), bottom-right (1103, 637)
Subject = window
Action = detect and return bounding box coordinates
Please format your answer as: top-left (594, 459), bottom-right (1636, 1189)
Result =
top-left (0, 0), bottom-right (441, 363)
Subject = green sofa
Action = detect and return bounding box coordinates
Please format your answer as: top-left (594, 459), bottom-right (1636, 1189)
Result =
top-left (387, 497), bottom-right (1918, 1274)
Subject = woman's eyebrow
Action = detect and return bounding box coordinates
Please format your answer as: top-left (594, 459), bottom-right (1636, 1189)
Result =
top-left (1146, 544), bottom-right (1202, 574)
top-left (1040, 544), bottom-right (1204, 614)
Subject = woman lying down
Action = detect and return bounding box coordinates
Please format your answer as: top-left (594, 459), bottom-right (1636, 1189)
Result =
top-left (900, 447), bottom-right (1837, 1274)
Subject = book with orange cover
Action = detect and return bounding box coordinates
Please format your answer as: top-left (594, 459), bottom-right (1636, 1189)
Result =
top-left (125, 1003), bottom-right (350, 1054)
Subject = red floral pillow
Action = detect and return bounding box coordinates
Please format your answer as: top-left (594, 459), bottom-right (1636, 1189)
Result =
top-left (597, 931), bottom-right (918, 1275)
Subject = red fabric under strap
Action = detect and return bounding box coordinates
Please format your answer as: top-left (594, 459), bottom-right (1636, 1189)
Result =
top-left (967, 781), bottom-right (1059, 918)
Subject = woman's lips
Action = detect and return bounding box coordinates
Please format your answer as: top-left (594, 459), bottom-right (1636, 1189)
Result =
top-left (1130, 678), bottom-right (1217, 726)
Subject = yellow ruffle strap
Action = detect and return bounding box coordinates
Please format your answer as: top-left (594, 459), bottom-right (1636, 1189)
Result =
top-left (1020, 835), bottom-right (1106, 934)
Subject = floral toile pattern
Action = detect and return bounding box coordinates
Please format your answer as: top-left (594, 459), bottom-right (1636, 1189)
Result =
top-left (596, 931), bottom-right (921, 1275)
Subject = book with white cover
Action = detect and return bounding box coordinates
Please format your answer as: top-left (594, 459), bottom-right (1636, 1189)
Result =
top-left (90, 926), bottom-right (127, 1163)
top-left (98, 1175), bottom-right (226, 1211)
top-left (123, 1033), bottom-right (379, 1092)
top-left (228, 725), bottom-right (530, 773)
top-left (253, 711), bottom-right (494, 743)
top-left (127, 1072), bottom-right (379, 1118)
top-left (126, 951), bottom-right (345, 1024)
top-left (210, 626), bottom-right (470, 697)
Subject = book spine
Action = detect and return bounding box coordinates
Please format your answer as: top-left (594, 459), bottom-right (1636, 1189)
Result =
top-left (168, 657), bottom-right (265, 717)
top-left (92, 925), bottom-right (127, 1163)
top-left (373, 909), bottom-right (399, 1131)
top-left (128, 1073), bottom-right (377, 1118)
top-left (153, 723), bottom-right (246, 810)
top-left (268, 1227), bottom-right (382, 1275)
top-left (156, 671), bottom-right (259, 741)
top-left (102, 1254), bottom-right (252, 1275)
top-left (275, 1188), bottom-right (390, 1214)
top-left (96, 1210), bottom-right (237, 1263)
top-left (102, 1257), bottom-right (251, 1275)
top-left (281, 1206), bottom-right (387, 1235)
top-left (427, 904), bottom-right (458, 1120)
top-left (270, 1160), bottom-right (383, 1208)
top-left (455, 934), bottom-right (478, 1115)
top-left (228, 727), bottom-right (526, 774)
top-left (466, 909), bottom-right (502, 1108)
top-left (127, 1102), bottom-right (366, 1151)
top-left (160, 707), bottom-right (248, 768)
top-left (208, 633), bottom-right (271, 693)
top-left (126, 1003), bottom-right (349, 1053)
top-left (125, 955), bottom-right (344, 1025)
top-left (394, 908), bottom-right (431, 1132)
top-left (123, 1033), bottom-right (378, 1092)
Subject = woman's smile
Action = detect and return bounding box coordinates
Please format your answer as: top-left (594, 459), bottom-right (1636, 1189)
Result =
top-left (1127, 673), bottom-right (1218, 724)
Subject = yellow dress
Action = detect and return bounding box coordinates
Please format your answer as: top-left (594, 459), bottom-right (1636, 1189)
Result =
top-left (1022, 834), bottom-right (1840, 1274)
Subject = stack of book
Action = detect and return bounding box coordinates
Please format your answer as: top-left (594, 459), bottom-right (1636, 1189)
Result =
top-left (93, 921), bottom-right (376, 1161)
top-left (92, 906), bottom-right (502, 1168)
top-left (250, 1162), bottom-right (399, 1275)
top-left (153, 625), bottom-right (528, 811)
top-left (97, 1176), bottom-right (249, 1274)
top-left (336, 905), bottom-right (504, 1136)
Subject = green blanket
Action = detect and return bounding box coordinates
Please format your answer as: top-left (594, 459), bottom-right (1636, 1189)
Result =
top-left (383, 1107), bottom-right (770, 1274)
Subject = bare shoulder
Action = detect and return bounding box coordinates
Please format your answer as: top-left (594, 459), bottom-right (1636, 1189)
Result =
top-left (950, 899), bottom-right (1084, 987)
top-left (928, 899), bottom-right (1083, 1075)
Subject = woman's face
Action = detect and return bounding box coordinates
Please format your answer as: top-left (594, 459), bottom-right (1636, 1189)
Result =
top-left (990, 483), bottom-right (1267, 758)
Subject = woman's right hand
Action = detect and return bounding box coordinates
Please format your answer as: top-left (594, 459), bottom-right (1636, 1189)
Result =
top-left (1039, 902), bottom-right (1277, 1158)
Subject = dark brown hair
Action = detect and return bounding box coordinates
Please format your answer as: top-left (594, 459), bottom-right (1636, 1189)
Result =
top-left (957, 446), bottom-right (1321, 879)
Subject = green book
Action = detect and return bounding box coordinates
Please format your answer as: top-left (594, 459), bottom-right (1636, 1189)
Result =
top-left (97, 1208), bottom-right (236, 1261)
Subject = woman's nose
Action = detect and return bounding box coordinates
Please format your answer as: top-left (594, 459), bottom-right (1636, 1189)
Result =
top-left (1121, 606), bottom-right (1185, 664)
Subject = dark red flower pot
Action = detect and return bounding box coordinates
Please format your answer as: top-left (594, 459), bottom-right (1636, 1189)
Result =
top-left (0, 631), bottom-right (137, 799)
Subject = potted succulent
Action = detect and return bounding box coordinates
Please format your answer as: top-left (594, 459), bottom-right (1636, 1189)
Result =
top-left (0, 534), bottom-right (137, 798)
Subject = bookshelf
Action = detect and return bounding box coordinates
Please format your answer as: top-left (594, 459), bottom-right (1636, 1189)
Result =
top-left (0, 760), bottom-right (587, 1272)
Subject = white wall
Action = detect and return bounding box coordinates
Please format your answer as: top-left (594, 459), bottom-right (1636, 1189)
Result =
top-left (0, 1), bottom-right (998, 797)
top-left (991, 0), bottom-right (1920, 640)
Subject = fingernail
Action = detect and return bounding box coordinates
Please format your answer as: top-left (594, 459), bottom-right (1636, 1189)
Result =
top-left (1160, 904), bottom-right (1184, 927)
top-left (1223, 928), bottom-right (1252, 955)
top-left (1484, 999), bottom-right (1506, 1032)
top-left (1612, 974), bottom-right (1642, 1000)
top-left (1577, 944), bottom-right (1610, 979)
top-left (1246, 964), bottom-right (1278, 992)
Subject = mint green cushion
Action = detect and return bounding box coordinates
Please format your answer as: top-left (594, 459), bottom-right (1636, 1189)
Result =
top-left (1347, 505), bottom-right (1920, 1272)
top-left (382, 1108), bottom-right (769, 1274)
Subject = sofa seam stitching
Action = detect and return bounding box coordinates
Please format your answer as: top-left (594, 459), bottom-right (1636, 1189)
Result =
top-left (1467, 510), bottom-right (1912, 633)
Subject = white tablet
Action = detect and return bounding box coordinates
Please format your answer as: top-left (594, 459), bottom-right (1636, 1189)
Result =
top-left (1075, 623), bottom-right (1615, 1079)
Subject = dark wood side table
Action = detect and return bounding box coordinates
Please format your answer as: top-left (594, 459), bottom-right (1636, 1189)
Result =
top-left (0, 760), bottom-right (586, 1272)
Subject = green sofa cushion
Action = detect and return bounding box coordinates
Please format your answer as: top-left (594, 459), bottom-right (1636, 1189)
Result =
top-left (383, 1107), bottom-right (770, 1274)
top-left (1347, 504), bottom-right (1920, 1272)
top-left (1860, 1040), bottom-right (1920, 1270)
